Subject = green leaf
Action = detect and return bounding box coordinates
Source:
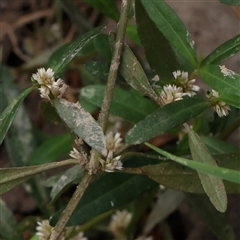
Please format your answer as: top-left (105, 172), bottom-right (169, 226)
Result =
top-left (49, 24), bottom-right (106, 75)
top-left (83, 0), bottom-right (120, 22)
top-left (0, 198), bottom-right (22, 239)
top-left (80, 85), bottom-right (159, 123)
top-left (53, 98), bottom-right (107, 156)
top-left (40, 101), bottom-right (65, 125)
top-left (185, 124), bottom-right (227, 212)
top-left (217, 93), bottom-right (240, 109)
top-left (145, 143), bottom-right (240, 184)
top-left (128, 152), bottom-right (240, 193)
top-left (50, 165), bottom-right (85, 203)
top-left (93, 34), bottom-right (112, 60)
top-left (201, 136), bottom-right (239, 154)
top-left (50, 173), bottom-right (158, 226)
top-left (29, 133), bottom-right (73, 165)
top-left (126, 97), bottom-right (211, 144)
top-left (219, 0), bottom-right (240, 6)
top-left (135, 0), bottom-right (180, 80)
top-left (84, 61), bottom-right (110, 80)
top-left (126, 25), bottom-right (142, 46)
top-left (109, 33), bottom-right (158, 100)
top-left (141, 0), bottom-right (197, 66)
top-left (202, 34), bottom-right (240, 65)
top-left (199, 65), bottom-right (240, 96)
top-left (186, 193), bottom-right (236, 240)
top-left (0, 159), bottom-right (78, 195)
top-left (0, 87), bottom-right (34, 145)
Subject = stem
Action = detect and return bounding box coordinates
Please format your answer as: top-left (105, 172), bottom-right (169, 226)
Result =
top-left (49, 172), bottom-right (93, 240)
top-left (98, 0), bottom-right (131, 132)
top-left (218, 118), bottom-right (240, 140)
top-left (88, 0), bottom-right (132, 173)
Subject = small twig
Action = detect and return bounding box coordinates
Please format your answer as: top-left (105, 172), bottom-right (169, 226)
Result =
top-left (50, 172), bottom-right (93, 240)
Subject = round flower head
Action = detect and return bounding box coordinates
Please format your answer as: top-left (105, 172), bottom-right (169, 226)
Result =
top-left (210, 90), bottom-right (231, 117)
top-left (32, 68), bottom-right (55, 86)
top-left (100, 150), bottom-right (123, 172)
top-left (159, 84), bottom-right (186, 106)
top-left (173, 70), bottom-right (200, 96)
top-left (109, 210), bottom-right (132, 237)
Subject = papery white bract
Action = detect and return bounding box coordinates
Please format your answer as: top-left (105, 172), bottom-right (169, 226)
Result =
top-left (32, 68), bottom-right (55, 86)
top-left (105, 132), bottom-right (123, 152)
top-left (210, 90), bottom-right (231, 117)
top-left (100, 150), bottom-right (123, 172)
top-left (173, 70), bottom-right (200, 96)
top-left (159, 84), bottom-right (186, 106)
top-left (36, 220), bottom-right (52, 240)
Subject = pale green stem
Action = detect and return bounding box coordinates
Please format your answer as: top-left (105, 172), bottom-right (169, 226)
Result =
top-left (49, 172), bottom-right (92, 240)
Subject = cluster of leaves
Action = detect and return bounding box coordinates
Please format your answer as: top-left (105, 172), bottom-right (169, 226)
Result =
top-left (0, 0), bottom-right (240, 239)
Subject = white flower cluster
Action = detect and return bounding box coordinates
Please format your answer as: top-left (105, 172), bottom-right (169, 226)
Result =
top-left (173, 70), bottom-right (200, 96)
top-left (100, 132), bottom-right (123, 172)
top-left (69, 147), bottom-right (88, 166)
top-left (158, 70), bottom-right (200, 107)
top-left (159, 84), bottom-right (186, 106)
top-left (32, 68), bottom-right (67, 100)
top-left (36, 220), bottom-right (87, 240)
top-left (109, 210), bottom-right (132, 237)
top-left (210, 90), bottom-right (231, 117)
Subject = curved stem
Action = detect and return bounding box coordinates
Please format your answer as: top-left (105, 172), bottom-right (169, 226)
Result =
top-left (218, 118), bottom-right (240, 140)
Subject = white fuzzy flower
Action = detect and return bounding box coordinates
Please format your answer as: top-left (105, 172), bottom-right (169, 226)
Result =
top-left (160, 84), bottom-right (186, 106)
top-left (32, 68), bottom-right (55, 86)
top-left (105, 132), bottom-right (123, 152)
top-left (109, 210), bottom-right (132, 237)
top-left (210, 90), bottom-right (231, 117)
top-left (69, 148), bottom-right (87, 165)
top-left (36, 220), bottom-right (52, 240)
top-left (100, 150), bottom-right (123, 172)
top-left (32, 68), bottom-right (67, 100)
top-left (173, 70), bottom-right (200, 96)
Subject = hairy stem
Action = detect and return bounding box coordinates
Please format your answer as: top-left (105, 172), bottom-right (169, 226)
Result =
top-left (88, 0), bottom-right (132, 173)
top-left (49, 172), bottom-right (93, 240)
top-left (98, 0), bottom-right (131, 132)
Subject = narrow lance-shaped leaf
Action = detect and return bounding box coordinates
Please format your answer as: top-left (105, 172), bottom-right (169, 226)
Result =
top-left (50, 173), bottom-right (158, 226)
top-left (54, 98), bottom-right (107, 156)
top-left (199, 65), bottom-right (240, 96)
top-left (123, 152), bottom-right (240, 194)
top-left (145, 142), bottom-right (240, 184)
top-left (184, 124), bottom-right (227, 213)
top-left (219, 0), bottom-right (240, 6)
top-left (29, 133), bottom-right (73, 165)
top-left (141, 0), bottom-right (197, 66)
top-left (0, 87), bottom-right (34, 145)
top-left (202, 34), bottom-right (240, 65)
top-left (109, 32), bottom-right (158, 101)
top-left (80, 85), bottom-right (159, 123)
top-left (135, 0), bottom-right (180, 80)
top-left (126, 97), bottom-right (211, 145)
top-left (217, 94), bottom-right (240, 109)
top-left (49, 24), bottom-right (106, 75)
top-left (0, 159), bottom-right (79, 195)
